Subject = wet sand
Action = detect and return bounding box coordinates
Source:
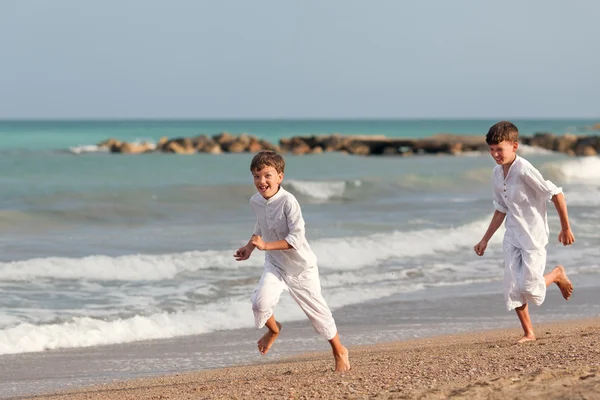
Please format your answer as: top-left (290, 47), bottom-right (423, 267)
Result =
top-left (23, 318), bottom-right (600, 400)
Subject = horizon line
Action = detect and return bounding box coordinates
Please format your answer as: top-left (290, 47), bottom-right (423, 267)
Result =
top-left (1, 116), bottom-right (599, 122)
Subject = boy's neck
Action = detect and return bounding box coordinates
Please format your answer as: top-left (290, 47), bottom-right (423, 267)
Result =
top-left (502, 154), bottom-right (517, 176)
top-left (261, 185), bottom-right (281, 200)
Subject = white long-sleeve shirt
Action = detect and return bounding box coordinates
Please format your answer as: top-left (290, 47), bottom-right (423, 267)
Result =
top-left (493, 156), bottom-right (562, 251)
top-left (250, 187), bottom-right (318, 275)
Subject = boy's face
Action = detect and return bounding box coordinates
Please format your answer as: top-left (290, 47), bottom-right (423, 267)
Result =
top-left (489, 140), bottom-right (518, 166)
top-left (253, 165), bottom-right (283, 199)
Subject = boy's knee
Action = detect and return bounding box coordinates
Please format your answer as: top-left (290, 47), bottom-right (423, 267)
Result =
top-left (521, 282), bottom-right (546, 305)
top-left (251, 297), bottom-right (261, 312)
top-left (251, 297), bottom-right (273, 329)
top-left (251, 294), bottom-right (270, 313)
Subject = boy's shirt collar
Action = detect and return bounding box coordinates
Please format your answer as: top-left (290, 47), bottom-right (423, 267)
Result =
top-left (503, 155), bottom-right (520, 179)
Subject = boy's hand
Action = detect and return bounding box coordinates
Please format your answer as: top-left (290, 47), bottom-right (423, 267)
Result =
top-left (474, 239), bottom-right (487, 256)
top-left (234, 245), bottom-right (253, 261)
top-left (558, 228), bottom-right (575, 246)
top-left (251, 236), bottom-right (267, 251)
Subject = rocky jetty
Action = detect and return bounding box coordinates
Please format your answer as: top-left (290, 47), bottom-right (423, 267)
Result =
top-left (98, 130), bottom-right (600, 157)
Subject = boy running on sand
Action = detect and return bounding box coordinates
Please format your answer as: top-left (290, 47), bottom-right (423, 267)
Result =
top-left (474, 121), bottom-right (575, 343)
top-left (234, 150), bottom-right (350, 372)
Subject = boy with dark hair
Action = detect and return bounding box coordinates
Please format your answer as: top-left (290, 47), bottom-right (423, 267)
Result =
top-left (474, 121), bottom-right (575, 343)
top-left (235, 150), bottom-right (350, 371)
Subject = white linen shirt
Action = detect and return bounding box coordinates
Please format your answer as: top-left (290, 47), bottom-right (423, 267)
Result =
top-left (250, 186), bottom-right (318, 276)
top-left (493, 155), bottom-right (562, 251)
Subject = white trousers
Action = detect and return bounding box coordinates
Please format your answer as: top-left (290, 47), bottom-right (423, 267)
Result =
top-left (251, 263), bottom-right (338, 341)
top-left (503, 241), bottom-right (547, 311)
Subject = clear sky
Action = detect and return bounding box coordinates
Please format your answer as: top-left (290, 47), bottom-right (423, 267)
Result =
top-left (1, 0), bottom-right (599, 119)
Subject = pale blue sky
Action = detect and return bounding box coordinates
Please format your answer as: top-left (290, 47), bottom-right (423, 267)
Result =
top-left (1, 0), bottom-right (599, 119)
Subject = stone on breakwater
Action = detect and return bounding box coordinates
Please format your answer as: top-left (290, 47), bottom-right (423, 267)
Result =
top-left (98, 130), bottom-right (600, 157)
top-left (521, 132), bottom-right (600, 156)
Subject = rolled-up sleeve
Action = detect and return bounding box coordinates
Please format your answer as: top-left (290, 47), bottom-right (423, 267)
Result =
top-left (523, 165), bottom-right (563, 201)
top-left (283, 199), bottom-right (305, 250)
top-left (493, 199), bottom-right (508, 213)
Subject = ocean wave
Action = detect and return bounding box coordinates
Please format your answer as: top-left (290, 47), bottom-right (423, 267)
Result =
top-left (565, 186), bottom-right (600, 206)
top-left (0, 276), bottom-right (417, 355)
top-left (0, 251), bottom-right (264, 282)
top-left (286, 179), bottom-right (362, 201)
top-left (0, 268), bottom-right (499, 355)
top-left (0, 300), bottom-right (251, 355)
top-left (0, 217), bottom-right (499, 281)
top-left (548, 156), bottom-right (600, 183)
top-left (68, 144), bottom-right (110, 155)
top-left (517, 144), bottom-right (556, 155)
top-left (68, 138), bottom-right (157, 155)
top-left (312, 217), bottom-right (501, 270)
top-left (423, 144), bottom-right (555, 158)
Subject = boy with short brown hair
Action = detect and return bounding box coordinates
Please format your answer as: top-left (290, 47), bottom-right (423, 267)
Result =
top-left (474, 121), bottom-right (575, 343)
top-left (235, 150), bottom-right (350, 371)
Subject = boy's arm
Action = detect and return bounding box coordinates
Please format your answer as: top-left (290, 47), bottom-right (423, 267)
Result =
top-left (252, 199), bottom-right (304, 251)
top-left (253, 220), bottom-right (261, 237)
top-left (251, 237), bottom-right (293, 251)
top-left (244, 221), bottom-right (262, 250)
top-left (475, 171), bottom-right (508, 256)
top-left (481, 210), bottom-right (506, 242)
top-left (282, 198), bottom-right (305, 250)
top-left (234, 234), bottom-right (258, 261)
top-left (242, 216), bottom-right (262, 250)
top-left (551, 192), bottom-right (575, 245)
top-left (522, 164), bottom-right (563, 201)
top-left (491, 169), bottom-right (508, 215)
top-left (474, 210), bottom-right (506, 256)
top-left (521, 165), bottom-right (574, 245)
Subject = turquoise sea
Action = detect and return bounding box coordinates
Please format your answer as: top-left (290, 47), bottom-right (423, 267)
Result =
top-left (0, 119), bottom-right (596, 150)
top-left (0, 119), bottom-right (599, 396)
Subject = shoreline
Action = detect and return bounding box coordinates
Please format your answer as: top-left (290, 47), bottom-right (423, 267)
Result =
top-left (22, 317), bottom-right (600, 399)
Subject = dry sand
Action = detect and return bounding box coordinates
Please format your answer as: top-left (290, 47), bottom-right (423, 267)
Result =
top-left (20, 318), bottom-right (600, 400)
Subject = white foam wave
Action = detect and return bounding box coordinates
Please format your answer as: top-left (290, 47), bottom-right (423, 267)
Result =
top-left (458, 150), bottom-right (486, 157)
top-left (0, 299), bottom-right (251, 355)
top-left (286, 179), bottom-right (360, 200)
top-left (571, 265), bottom-right (600, 275)
top-left (517, 144), bottom-right (555, 155)
top-left (0, 269), bottom-right (500, 355)
top-left (313, 217), bottom-right (502, 270)
top-left (0, 276), bottom-right (421, 355)
top-left (69, 138), bottom-right (157, 155)
top-left (0, 218), bottom-right (499, 281)
top-left (549, 156), bottom-right (600, 183)
top-left (456, 145), bottom-right (556, 157)
top-left (0, 251), bottom-right (264, 282)
top-left (68, 145), bottom-right (109, 155)
top-left (565, 186), bottom-right (600, 207)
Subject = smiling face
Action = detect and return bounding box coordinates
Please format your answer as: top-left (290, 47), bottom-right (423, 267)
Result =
top-left (489, 140), bottom-right (518, 166)
top-left (253, 166), bottom-right (283, 199)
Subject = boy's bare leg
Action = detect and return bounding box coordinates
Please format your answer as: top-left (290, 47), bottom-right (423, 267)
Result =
top-left (257, 314), bottom-right (281, 355)
top-left (544, 265), bottom-right (573, 300)
top-left (328, 333), bottom-right (350, 372)
top-left (515, 303), bottom-right (536, 343)
top-left (514, 265), bottom-right (573, 344)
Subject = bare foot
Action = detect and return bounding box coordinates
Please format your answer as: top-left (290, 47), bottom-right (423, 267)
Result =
top-left (257, 322), bottom-right (281, 355)
top-left (516, 335), bottom-right (536, 344)
top-left (554, 265), bottom-right (573, 300)
top-left (334, 346), bottom-right (350, 372)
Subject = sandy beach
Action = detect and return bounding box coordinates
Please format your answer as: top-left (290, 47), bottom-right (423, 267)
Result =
top-left (20, 318), bottom-right (599, 400)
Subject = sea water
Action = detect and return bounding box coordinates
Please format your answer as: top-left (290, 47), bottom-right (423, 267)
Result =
top-left (0, 119), bottom-right (599, 356)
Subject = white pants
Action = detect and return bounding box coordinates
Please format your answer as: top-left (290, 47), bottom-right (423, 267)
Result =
top-left (503, 241), bottom-right (547, 311)
top-left (251, 263), bottom-right (338, 340)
